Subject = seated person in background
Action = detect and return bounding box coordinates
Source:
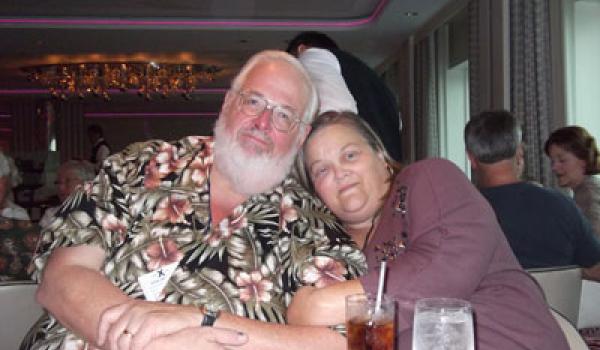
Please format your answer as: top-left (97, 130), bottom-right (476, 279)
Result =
top-left (545, 125), bottom-right (600, 238)
top-left (87, 124), bottom-right (111, 172)
top-left (0, 152), bottom-right (38, 281)
top-left (464, 110), bottom-right (600, 280)
top-left (287, 111), bottom-right (567, 350)
top-left (38, 160), bottom-right (95, 228)
top-left (23, 50), bottom-right (366, 350)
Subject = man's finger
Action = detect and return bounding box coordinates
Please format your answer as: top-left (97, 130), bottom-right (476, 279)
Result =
top-left (97, 302), bottom-right (131, 345)
top-left (205, 327), bottom-right (248, 346)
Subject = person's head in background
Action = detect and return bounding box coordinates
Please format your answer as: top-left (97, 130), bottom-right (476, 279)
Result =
top-left (0, 151), bottom-right (22, 209)
top-left (55, 160), bottom-right (95, 202)
top-left (213, 50), bottom-right (318, 195)
top-left (87, 124), bottom-right (104, 144)
top-left (286, 31), bottom-right (339, 57)
top-left (296, 111), bottom-right (399, 239)
top-left (544, 126), bottom-right (600, 189)
top-left (464, 110), bottom-right (525, 188)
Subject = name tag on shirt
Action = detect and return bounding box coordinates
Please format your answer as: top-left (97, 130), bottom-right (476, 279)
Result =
top-left (138, 261), bottom-right (179, 301)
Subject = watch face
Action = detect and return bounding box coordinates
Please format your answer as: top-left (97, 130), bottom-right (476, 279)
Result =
top-left (201, 307), bottom-right (220, 327)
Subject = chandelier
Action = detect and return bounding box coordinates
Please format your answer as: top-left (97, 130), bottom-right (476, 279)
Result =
top-left (21, 62), bottom-right (222, 100)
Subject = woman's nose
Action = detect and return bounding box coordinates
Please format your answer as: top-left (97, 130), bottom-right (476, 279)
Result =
top-left (333, 166), bottom-right (349, 180)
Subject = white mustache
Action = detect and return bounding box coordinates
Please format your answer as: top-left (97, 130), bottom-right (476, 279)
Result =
top-left (240, 127), bottom-right (273, 147)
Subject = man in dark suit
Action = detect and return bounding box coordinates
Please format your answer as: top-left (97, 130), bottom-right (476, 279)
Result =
top-left (287, 31), bottom-right (402, 161)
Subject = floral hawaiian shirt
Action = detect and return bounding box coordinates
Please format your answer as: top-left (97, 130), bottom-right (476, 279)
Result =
top-left (23, 136), bottom-right (366, 350)
top-left (0, 218), bottom-right (39, 281)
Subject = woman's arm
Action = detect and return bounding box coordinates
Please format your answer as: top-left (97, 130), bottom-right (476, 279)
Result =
top-left (286, 279), bottom-right (364, 326)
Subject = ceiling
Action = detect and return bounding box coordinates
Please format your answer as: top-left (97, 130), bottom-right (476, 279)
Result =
top-left (0, 0), bottom-right (453, 111)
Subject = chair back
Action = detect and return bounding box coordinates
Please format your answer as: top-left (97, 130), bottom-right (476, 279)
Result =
top-left (528, 266), bottom-right (582, 325)
top-left (551, 309), bottom-right (589, 350)
top-left (579, 279), bottom-right (600, 329)
top-left (0, 281), bottom-right (43, 350)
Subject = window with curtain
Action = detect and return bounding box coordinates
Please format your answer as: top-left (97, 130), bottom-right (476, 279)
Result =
top-left (563, 0), bottom-right (600, 135)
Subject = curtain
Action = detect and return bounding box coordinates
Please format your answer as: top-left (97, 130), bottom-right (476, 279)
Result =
top-left (413, 35), bottom-right (440, 160)
top-left (9, 101), bottom-right (39, 156)
top-left (509, 0), bottom-right (554, 185)
top-left (468, 0), bottom-right (483, 116)
top-left (55, 100), bottom-right (86, 162)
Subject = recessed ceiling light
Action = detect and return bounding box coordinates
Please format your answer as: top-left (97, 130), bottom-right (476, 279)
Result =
top-left (404, 11), bottom-right (419, 17)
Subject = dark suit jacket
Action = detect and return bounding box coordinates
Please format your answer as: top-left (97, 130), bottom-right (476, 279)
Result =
top-left (331, 48), bottom-right (402, 161)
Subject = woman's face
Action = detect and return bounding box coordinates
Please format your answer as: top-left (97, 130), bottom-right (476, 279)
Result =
top-left (304, 123), bottom-right (391, 230)
top-left (547, 144), bottom-right (586, 188)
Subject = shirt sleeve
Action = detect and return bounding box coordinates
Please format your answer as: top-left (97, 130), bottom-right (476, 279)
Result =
top-left (31, 142), bottom-right (150, 282)
top-left (298, 48), bottom-right (358, 114)
top-left (572, 207), bottom-right (600, 267)
top-left (360, 159), bottom-right (503, 329)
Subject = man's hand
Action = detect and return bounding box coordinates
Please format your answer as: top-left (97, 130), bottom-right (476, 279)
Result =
top-left (97, 299), bottom-right (204, 350)
top-left (144, 327), bottom-right (248, 350)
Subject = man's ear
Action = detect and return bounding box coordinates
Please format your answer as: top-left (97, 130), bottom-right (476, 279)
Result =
top-left (466, 152), bottom-right (479, 170)
top-left (297, 44), bottom-right (309, 56)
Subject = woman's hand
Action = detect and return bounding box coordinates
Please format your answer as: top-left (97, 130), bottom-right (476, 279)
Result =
top-left (144, 327), bottom-right (248, 350)
top-left (97, 299), bottom-right (204, 350)
top-left (287, 280), bottom-right (364, 326)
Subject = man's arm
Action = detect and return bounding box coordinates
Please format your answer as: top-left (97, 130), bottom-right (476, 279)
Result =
top-left (97, 301), bottom-right (346, 350)
top-left (583, 262), bottom-right (600, 281)
top-left (36, 244), bottom-right (130, 346)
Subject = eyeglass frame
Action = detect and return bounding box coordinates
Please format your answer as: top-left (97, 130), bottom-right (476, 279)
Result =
top-left (232, 89), bottom-right (305, 132)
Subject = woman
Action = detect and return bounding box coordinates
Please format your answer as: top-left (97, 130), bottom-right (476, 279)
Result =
top-left (545, 126), bottom-right (600, 236)
top-left (288, 111), bottom-right (568, 349)
top-left (0, 151), bottom-right (38, 281)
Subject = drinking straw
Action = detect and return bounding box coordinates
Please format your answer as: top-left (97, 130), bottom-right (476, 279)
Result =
top-left (374, 260), bottom-right (387, 312)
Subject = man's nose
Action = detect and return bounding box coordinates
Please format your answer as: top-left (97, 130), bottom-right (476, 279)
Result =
top-left (253, 108), bottom-right (273, 130)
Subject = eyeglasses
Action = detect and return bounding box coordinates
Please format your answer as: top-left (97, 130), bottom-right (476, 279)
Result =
top-left (235, 90), bottom-right (302, 132)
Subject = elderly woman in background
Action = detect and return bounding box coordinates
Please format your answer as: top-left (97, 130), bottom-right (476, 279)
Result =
top-left (0, 151), bottom-right (28, 221)
top-left (545, 126), bottom-right (600, 237)
top-left (288, 111), bottom-right (568, 350)
top-left (38, 160), bottom-right (95, 228)
top-left (0, 151), bottom-right (38, 280)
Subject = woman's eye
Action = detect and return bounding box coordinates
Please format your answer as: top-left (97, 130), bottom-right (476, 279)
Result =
top-left (312, 167), bottom-right (328, 179)
top-left (345, 151), bottom-right (358, 160)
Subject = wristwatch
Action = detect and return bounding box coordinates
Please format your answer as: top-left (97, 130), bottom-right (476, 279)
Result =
top-left (200, 305), bottom-right (221, 327)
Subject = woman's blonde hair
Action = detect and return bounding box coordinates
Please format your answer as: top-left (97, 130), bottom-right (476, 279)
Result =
top-left (294, 111), bottom-right (401, 193)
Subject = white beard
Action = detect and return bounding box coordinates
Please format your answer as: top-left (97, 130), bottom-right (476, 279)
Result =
top-left (213, 118), bottom-right (298, 195)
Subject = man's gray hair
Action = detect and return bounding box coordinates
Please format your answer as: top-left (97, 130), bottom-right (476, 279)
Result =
top-left (60, 160), bottom-right (96, 182)
top-left (230, 50), bottom-right (318, 127)
top-left (464, 110), bottom-right (523, 164)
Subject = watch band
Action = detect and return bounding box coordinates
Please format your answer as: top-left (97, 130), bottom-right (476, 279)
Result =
top-left (200, 306), bottom-right (220, 327)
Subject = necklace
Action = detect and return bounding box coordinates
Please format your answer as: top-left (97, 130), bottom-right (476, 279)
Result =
top-left (361, 209), bottom-right (382, 251)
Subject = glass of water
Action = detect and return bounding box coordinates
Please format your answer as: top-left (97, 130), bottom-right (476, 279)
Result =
top-left (412, 298), bottom-right (474, 350)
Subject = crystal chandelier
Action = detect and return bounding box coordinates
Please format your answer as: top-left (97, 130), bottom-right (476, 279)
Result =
top-left (21, 62), bottom-right (222, 100)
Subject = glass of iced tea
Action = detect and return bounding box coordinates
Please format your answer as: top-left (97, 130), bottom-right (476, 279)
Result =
top-left (346, 293), bottom-right (396, 350)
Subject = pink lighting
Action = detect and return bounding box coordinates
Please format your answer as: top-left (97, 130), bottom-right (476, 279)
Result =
top-left (0, 0), bottom-right (387, 28)
top-left (0, 88), bottom-right (227, 96)
top-left (85, 112), bottom-right (218, 118)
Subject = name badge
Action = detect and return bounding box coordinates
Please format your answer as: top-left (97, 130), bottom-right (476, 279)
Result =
top-left (138, 261), bottom-right (179, 301)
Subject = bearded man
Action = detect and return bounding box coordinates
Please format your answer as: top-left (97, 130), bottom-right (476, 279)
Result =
top-left (23, 50), bottom-right (366, 350)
